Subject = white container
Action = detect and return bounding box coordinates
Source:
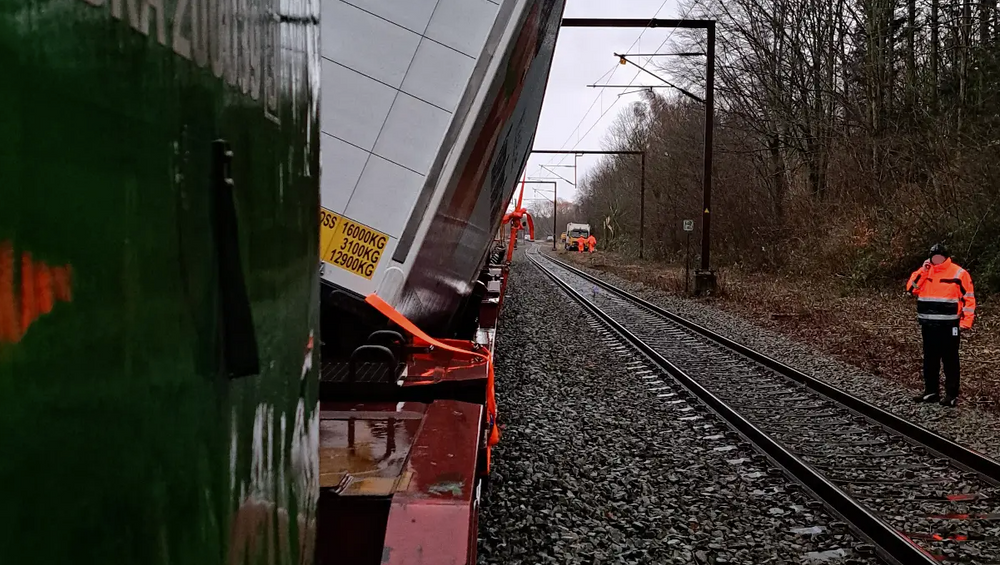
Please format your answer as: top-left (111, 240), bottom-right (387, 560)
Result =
top-left (320, 0), bottom-right (565, 332)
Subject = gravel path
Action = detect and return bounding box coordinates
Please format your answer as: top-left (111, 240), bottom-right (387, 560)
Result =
top-left (548, 251), bottom-right (1000, 463)
top-left (478, 253), bottom-right (875, 565)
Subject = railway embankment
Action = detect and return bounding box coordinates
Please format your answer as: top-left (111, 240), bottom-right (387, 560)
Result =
top-left (479, 252), bottom-right (875, 565)
top-left (555, 248), bottom-right (1000, 462)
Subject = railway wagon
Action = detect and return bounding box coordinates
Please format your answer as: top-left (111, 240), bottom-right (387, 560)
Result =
top-left (316, 0), bottom-right (565, 563)
top-left (0, 2), bottom-right (321, 564)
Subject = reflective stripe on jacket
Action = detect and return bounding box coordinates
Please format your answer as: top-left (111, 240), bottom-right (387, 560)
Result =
top-left (906, 258), bottom-right (976, 329)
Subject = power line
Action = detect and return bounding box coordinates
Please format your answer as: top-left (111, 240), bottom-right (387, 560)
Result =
top-left (541, 0), bottom-right (674, 168)
top-left (549, 0), bottom-right (704, 178)
top-left (572, 1), bottom-right (701, 148)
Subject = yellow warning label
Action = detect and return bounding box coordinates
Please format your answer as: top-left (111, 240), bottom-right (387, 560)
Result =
top-left (320, 208), bottom-right (340, 259)
top-left (319, 208), bottom-right (389, 280)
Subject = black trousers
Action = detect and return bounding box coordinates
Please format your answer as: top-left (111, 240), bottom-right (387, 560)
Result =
top-left (921, 324), bottom-right (961, 397)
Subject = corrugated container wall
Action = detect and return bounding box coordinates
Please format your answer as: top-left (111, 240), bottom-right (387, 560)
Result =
top-left (320, 0), bottom-right (564, 334)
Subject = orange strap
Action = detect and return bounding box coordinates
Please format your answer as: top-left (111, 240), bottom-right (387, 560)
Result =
top-left (365, 294), bottom-right (500, 449)
top-left (366, 294), bottom-right (487, 360)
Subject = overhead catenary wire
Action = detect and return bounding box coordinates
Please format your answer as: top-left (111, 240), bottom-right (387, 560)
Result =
top-left (614, 52), bottom-right (704, 103)
top-left (539, 0), bottom-right (674, 169)
top-left (540, 0), bottom-right (704, 182)
top-left (567, 1), bottom-right (702, 155)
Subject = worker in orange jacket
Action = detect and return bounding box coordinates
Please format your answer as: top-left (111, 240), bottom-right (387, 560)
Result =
top-left (587, 234), bottom-right (597, 253)
top-left (577, 236), bottom-right (585, 253)
top-left (906, 243), bottom-right (976, 407)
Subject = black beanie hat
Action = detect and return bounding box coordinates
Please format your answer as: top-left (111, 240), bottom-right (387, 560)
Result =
top-left (930, 243), bottom-right (950, 258)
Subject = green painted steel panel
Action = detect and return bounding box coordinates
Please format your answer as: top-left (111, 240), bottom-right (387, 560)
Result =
top-left (0, 1), bottom-right (321, 564)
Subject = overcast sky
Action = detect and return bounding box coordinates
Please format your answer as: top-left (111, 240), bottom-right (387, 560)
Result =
top-left (516, 0), bottom-right (683, 211)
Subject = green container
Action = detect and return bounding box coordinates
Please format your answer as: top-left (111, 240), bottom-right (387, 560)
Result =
top-left (0, 1), bottom-right (321, 563)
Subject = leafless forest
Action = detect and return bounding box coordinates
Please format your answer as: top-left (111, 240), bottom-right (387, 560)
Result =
top-left (533, 0), bottom-right (1000, 292)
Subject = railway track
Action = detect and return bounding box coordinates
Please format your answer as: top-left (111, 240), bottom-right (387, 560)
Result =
top-left (528, 249), bottom-right (1000, 565)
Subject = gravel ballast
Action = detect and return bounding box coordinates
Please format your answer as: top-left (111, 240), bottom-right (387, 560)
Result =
top-left (549, 251), bottom-right (1000, 463)
top-left (540, 254), bottom-right (1000, 563)
top-left (478, 253), bottom-right (874, 565)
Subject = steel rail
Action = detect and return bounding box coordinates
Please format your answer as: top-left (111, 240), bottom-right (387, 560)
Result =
top-left (541, 254), bottom-right (1000, 486)
top-left (527, 252), bottom-right (936, 565)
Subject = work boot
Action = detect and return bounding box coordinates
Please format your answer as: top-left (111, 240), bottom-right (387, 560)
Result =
top-left (939, 395), bottom-right (958, 408)
top-left (913, 392), bottom-right (940, 403)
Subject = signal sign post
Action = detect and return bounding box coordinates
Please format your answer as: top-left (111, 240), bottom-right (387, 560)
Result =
top-left (683, 219), bottom-right (694, 294)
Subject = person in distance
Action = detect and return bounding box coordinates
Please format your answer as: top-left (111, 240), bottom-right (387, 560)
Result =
top-left (906, 243), bottom-right (976, 408)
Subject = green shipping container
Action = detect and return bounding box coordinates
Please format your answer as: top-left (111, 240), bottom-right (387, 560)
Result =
top-left (0, 1), bottom-right (322, 564)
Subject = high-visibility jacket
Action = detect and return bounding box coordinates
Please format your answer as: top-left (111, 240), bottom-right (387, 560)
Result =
top-left (906, 258), bottom-right (976, 329)
top-left (587, 235), bottom-right (597, 251)
top-left (577, 237), bottom-right (585, 252)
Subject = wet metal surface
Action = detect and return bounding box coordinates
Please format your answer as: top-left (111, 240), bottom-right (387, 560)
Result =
top-left (405, 343), bottom-right (491, 386)
top-left (318, 400), bottom-right (483, 564)
top-left (319, 403), bottom-right (426, 495)
top-left (382, 400), bottom-right (482, 565)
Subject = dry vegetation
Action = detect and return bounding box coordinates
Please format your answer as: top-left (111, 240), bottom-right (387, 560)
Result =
top-left (526, 0), bottom-right (1000, 291)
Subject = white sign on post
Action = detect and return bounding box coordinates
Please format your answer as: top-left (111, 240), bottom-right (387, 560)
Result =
top-left (683, 219), bottom-right (695, 232)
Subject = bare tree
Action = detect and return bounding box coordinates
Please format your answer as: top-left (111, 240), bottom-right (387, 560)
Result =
top-left (570, 0), bottom-right (1000, 289)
